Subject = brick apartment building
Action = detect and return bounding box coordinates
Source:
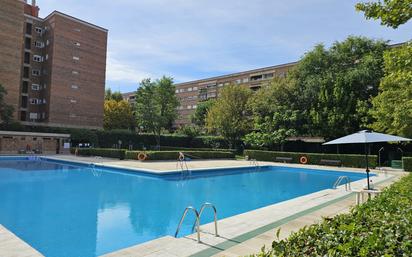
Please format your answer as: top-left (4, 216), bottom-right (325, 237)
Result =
top-left (0, 0), bottom-right (108, 129)
top-left (123, 61), bottom-right (297, 127)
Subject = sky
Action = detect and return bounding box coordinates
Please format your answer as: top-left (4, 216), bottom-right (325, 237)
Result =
top-left (37, 0), bottom-right (412, 93)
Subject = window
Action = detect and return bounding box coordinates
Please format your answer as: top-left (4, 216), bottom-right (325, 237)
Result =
top-left (21, 96), bottom-right (28, 108)
top-left (73, 56), bottom-right (80, 61)
top-left (32, 69), bottom-right (40, 76)
top-left (23, 67), bottom-right (30, 78)
top-left (31, 84), bottom-right (40, 90)
top-left (218, 83), bottom-right (223, 87)
top-left (263, 73), bottom-right (274, 79)
top-left (43, 83), bottom-right (47, 89)
top-left (175, 89), bottom-right (179, 93)
top-left (45, 54), bottom-right (48, 60)
top-left (42, 99), bottom-right (47, 104)
top-left (30, 98), bottom-right (41, 105)
top-left (187, 87), bottom-right (193, 92)
top-left (20, 111), bottom-right (27, 121)
top-left (35, 27), bottom-right (43, 34)
top-left (242, 78), bottom-right (249, 83)
top-left (46, 40), bottom-right (50, 46)
top-left (35, 41), bottom-right (44, 48)
top-left (22, 81), bottom-right (28, 93)
top-left (74, 28), bottom-right (81, 32)
top-left (26, 23), bottom-right (32, 35)
top-left (29, 113), bottom-right (38, 120)
top-left (179, 88), bottom-right (184, 93)
top-left (193, 87), bottom-right (198, 91)
top-left (187, 105), bottom-right (192, 109)
top-left (235, 79), bottom-right (241, 84)
top-left (25, 37), bottom-right (31, 49)
top-left (250, 75), bottom-right (263, 81)
top-left (74, 42), bottom-right (81, 47)
top-left (72, 70), bottom-right (79, 75)
top-left (33, 55), bottom-right (43, 62)
top-left (24, 52), bottom-right (30, 64)
top-left (71, 85), bottom-right (79, 89)
top-left (70, 99), bottom-right (77, 103)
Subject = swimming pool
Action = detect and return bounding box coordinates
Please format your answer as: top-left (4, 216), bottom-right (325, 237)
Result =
top-left (0, 157), bottom-right (367, 257)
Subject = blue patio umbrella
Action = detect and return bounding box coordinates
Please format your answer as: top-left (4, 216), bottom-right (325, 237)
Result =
top-left (323, 130), bottom-right (412, 189)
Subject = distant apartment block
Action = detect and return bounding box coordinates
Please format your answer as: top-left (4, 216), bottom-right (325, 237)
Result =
top-left (123, 61), bottom-right (297, 127)
top-left (0, 0), bottom-right (108, 129)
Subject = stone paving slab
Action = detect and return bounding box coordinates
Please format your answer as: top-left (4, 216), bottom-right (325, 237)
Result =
top-left (0, 225), bottom-right (44, 257)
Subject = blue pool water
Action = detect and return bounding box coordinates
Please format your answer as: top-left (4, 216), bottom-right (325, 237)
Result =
top-left (0, 157), bottom-right (367, 257)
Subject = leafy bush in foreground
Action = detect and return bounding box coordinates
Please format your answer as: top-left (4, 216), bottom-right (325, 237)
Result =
top-left (403, 157), bottom-right (412, 172)
top-left (253, 174), bottom-right (412, 257)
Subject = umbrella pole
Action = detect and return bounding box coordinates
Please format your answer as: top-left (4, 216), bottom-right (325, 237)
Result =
top-left (365, 143), bottom-right (370, 190)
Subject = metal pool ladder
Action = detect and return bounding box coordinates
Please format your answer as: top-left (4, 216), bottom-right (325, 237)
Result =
top-left (191, 202), bottom-right (219, 236)
top-left (333, 176), bottom-right (351, 191)
top-left (250, 159), bottom-right (260, 171)
top-left (175, 206), bottom-right (201, 242)
top-left (176, 154), bottom-right (190, 174)
top-left (175, 202), bottom-right (219, 243)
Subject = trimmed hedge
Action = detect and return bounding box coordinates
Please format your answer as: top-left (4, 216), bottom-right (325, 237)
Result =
top-left (244, 150), bottom-right (377, 168)
top-left (253, 174), bottom-right (412, 257)
top-left (126, 150), bottom-right (235, 161)
top-left (95, 130), bottom-right (230, 149)
top-left (71, 148), bottom-right (126, 159)
top-left (158, 146), bottom-right (237, 153)
top-left (403, 157), bottom-right (412, 172)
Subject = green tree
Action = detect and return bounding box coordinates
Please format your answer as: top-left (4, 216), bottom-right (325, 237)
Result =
top-left (244, 78), bottom-right (300, 148)
top-left (0, 84), bottom-right (14, 124)
top-left (105, 88), bottom-right (123, 102)
top-left (356, 0), bottom-right (412, 28)
top-left (103, 99), bottom-right (135, 130)
top-left (191, 99), bottom-right (215, 127)
top-left (291, 36), bottom-right (387, 138)
top-left (370, 41), bottom-right (412, 137)
top-left (134, 76), bottom-right (179, 147)
top-left (206, 84), bottom-right (252, 147)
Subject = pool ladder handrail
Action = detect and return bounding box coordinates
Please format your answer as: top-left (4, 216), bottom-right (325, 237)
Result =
top-left (191, 202), bottom-right (219, 237)
top-left (89, 163), bottom-right (101, 177)
top-left (176, 155), bottom-right (190, 174)
top-left (250, 159), bottom-right (260, 171)
top-left (174, 206), bottom-right (201, 242)
top-left (333, 176), bottom-right (351, 191)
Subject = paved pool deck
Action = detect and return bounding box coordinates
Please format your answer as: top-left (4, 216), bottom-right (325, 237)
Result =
top-left (0, 155), bottom-right (406, 257)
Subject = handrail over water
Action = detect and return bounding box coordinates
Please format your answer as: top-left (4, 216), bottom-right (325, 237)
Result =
top-left (192, 202), bottom-right (219, 236)
top-left (176, 152), bottom-right (190, 174)
top-left (250, 159), bottom-right (260, 171)
top-left (175, 206), bottom-right (201, 243)
top-left (333, 176), bottom-right (351, 191)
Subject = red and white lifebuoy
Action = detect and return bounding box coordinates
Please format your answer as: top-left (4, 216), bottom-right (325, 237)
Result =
top-left (137, 152), bottom-right (147, 161)
top-left (299, 156), bottom-right (308, 164)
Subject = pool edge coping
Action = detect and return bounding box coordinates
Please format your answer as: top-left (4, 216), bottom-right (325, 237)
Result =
top-left (189, 173), bottom-right (397, 257)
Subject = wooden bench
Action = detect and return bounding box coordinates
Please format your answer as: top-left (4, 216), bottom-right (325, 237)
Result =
top-left (275, 156), bottom-right (293, 163)
top-left (320, 159), bottom-right (342, 166)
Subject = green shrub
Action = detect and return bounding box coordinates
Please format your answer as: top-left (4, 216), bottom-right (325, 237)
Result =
top-left (158, 146), bottom-right (237, 153)
top-left (125, 150), bottom-right (235, 161)
top-left (71, 148), bottom-right (126, 159)
top-left (253, 174), bottom-right (412, 257)
top-left (403, 157), bottom-right (412, 172)
top-left (244, 150), bottom-right (377, 168)
top-left (95, 130), bottom-right (229, 149)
